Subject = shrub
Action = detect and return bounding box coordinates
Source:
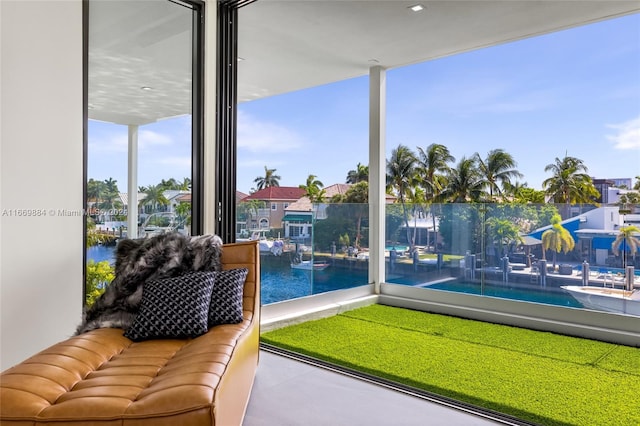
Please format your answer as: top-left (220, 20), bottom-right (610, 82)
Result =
top-left (85, 260), bottom-right (114, 306)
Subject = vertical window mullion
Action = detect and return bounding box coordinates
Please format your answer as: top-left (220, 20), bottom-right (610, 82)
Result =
top-left (215, 0), bottom-right (255, 243)
top-left (191, 1), bottom-right (205, 236)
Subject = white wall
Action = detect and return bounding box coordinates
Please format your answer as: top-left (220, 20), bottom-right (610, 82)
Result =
top-left (1, 0), bottom-right (84, 370)
top-left (586, 206), bottom-right (620, 231)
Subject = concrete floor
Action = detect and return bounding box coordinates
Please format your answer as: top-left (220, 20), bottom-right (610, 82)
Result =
top-left (244, 350), bottom-right (510, 426)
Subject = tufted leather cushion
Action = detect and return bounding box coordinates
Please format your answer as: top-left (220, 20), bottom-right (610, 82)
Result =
top-left (0, 241), bottom-right (260, 426)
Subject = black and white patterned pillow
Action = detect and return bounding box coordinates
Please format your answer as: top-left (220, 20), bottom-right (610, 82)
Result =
top-left (124, 271), bottom-right (215, 342)
top-left (208, 268), bottom-right (248, 327)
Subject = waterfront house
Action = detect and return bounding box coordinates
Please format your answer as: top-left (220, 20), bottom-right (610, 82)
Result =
top-left (240, 186), bottom-right (306, 232)
top-left (281, 183), bottom-right (352, 239)
top-left (526, 206), bottom-right (640, 268)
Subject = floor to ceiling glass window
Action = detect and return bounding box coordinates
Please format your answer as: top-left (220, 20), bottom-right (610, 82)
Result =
top-left (234, 74), bottom-right (371, 303)
top-left (384, 13), bottom-right (640, 317)
top-left (85, 0), bottom-right (203, 306)
top-left (235, 6), bottom-right (639, 316)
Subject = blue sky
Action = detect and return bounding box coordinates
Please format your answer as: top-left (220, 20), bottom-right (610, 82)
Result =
top-left (89, 13), bottom-right (640, 194)
top-left (88, 116), bottom-right (192, 189)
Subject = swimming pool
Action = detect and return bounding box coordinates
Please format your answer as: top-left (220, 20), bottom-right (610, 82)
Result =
top-left (422, 280), bottom-right (583, 308)
top-left (573, 264), bottom-right (640, 277)
top-left (385, 245), bottom-right (409, 252)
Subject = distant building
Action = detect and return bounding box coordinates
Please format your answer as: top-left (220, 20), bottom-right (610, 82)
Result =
top-left (592, 178), bottom-right (615, 204)
top-left (528, 206), bottom-right (640, 267)
top-left (608, 178), bottom-right (633, 188)
top-left (282, 183), bottom-right (397, 240)
top-left (607, 187), bottom-right (640, 213)
top-left (163, 190), bottom-right (191, 214)
top-left (241, 187), bottom-right (306, 231)
top-left (282, 184), bottom-right (352, 239)
top-left (591, 177), bottom-right (635, 204)
top-left (236, 190), bottom-right (249, 203)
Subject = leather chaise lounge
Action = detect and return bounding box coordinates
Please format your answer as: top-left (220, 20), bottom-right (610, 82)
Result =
top-left (0, 240), bottom-right (260, 426)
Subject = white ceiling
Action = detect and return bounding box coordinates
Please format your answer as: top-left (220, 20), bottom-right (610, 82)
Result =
top-left (88, 0), bottom-right (640, 125)
top-left (88, 0), bottom-right (193, 125)
top-left (238, 0), bottom-right (640, 103)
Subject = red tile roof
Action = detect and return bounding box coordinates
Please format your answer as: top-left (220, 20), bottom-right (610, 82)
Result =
top-left (324, 183), bottom-right (351, 197)
top-left (236, 190), bottom-right (249, 202)
top-left (243, 186), bottom-right (306, 201)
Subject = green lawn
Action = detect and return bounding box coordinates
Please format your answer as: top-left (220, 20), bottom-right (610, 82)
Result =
top-left (261, 304), bottom-right (640, 426)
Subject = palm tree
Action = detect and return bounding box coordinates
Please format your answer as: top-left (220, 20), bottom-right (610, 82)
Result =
top-left (247, 199), bottom-right (265, 219)
top-left (542, 155), bottom-right (599, 217)
top-left (611, 225), bottom-right (640, 269)
top-left (386, 145), bottom-right (417, 250)
top-left (415, 144), bottom-right (453, 200)
top-left (346, 163), bottom-right (369, 183)
top-left (159, 178), bottom-right (179, 190)
top-left (102, 178), bottom-right (120, 210)
top-left (140, 184), bottom-right (169, 212)
top-left (238, 199), bottom-right (266, 230)
top-left (475, 149), bottom-right (523, 201)
top-left (175, 202), bottom-right (191, 227)
top-left (254, 166), bottom-right (281, 190)
top-left (407, 186), bottom-right (426, 249)
top-left (299, 174), bottom-right (326, 203)
top-left (87, 179), bottom-right (105, 216)
top-left (541, 213), bottom-right (575, 269)
top-left (335, 181), bottom-right (369, 249)
top-left (178, 177), bottom-right (192, 191)
top-left (416, 143), bottom-right (454, 250)
top-left (441, 156), bottom-right (484, 203)
top-left (299, 174), bottom-right (326, 248)
top-left (503, 181), bottom-right (546, 203)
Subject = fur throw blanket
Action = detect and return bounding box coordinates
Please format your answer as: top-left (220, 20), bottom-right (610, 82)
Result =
top-left (75, 233), bottom-right (223, 335)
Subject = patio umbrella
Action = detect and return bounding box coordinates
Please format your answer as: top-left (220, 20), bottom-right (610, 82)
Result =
top-left (520, 235), bottom-right (542, 267)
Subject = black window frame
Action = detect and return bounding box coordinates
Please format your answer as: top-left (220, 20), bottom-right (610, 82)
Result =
top-left (82, 0), bottom-right (206, 303)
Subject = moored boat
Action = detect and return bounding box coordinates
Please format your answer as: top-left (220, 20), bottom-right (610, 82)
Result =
top-left (561, 285), bottom-right (640, 316)
top-left (291, 260), bottom-right (330, 271)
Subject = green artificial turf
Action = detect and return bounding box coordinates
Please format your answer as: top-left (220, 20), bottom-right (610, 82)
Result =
top-left (261, 304), bottom-right (640, 426)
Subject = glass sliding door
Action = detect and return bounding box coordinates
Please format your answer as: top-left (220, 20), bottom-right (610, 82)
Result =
top-left (383, 14), bottom-right (640, 317)
top-left (84, 0), bottom-right (203, 306)
top-left (234, 75), bottom-right (371, 305)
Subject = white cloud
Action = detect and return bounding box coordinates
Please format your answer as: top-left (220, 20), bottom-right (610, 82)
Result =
top-left (237, 110), bottom-right (304, 153)
top-left (606, 116), bottom-right (640, 150)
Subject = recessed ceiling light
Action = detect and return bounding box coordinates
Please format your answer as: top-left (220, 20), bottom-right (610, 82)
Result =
top-left (140, 86), bottom-right (153, 91)
top-left (409, 4), bottom-right (424, 12)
